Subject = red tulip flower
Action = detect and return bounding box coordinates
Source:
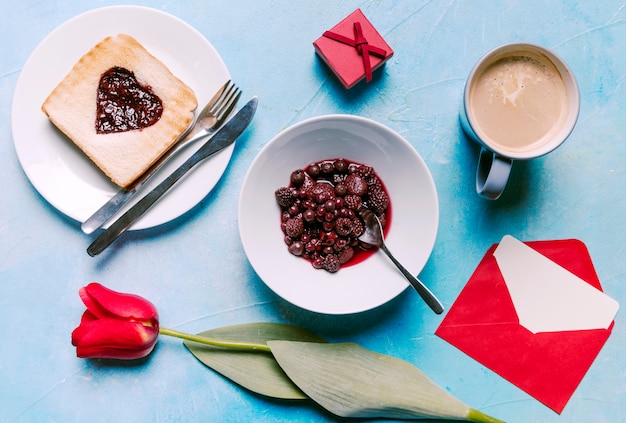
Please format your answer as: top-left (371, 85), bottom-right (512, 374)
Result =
top-left (71, 283), bottom-right (160, 360)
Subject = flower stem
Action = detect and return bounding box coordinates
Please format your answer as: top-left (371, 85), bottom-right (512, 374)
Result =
top-left (159, 327), bottom-right (271, 352)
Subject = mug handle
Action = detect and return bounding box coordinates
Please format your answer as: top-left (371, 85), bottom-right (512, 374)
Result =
top-left (476, 148), bottom-right (513, 200)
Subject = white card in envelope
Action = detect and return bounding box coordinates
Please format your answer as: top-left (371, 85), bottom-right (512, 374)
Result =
top-left (493, 235), bottom-right (619, 334)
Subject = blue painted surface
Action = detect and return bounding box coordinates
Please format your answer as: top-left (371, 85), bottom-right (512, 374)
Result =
top-left (1, 1), bottom-right (625, 422)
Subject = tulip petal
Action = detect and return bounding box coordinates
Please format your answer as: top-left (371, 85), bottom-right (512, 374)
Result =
top-left (80, 310), bottom-right (98, 324)
top-left (72, 318), bottom-right (158, 360)
top-left (80, 283), bottom-right (158, 322)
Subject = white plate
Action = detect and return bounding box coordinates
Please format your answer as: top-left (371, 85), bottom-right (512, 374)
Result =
top-left (11, 6), bottom-right (231, 230)
top-left (238, 115), bottom-right (439, 314)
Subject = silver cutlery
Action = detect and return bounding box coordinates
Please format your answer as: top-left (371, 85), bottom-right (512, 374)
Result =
top-left (358, 208), bottom-right (444, 314)
top-left (87, 96), bottom-right (258, 257)
top-left (81, 80), bottom-right (241, 234)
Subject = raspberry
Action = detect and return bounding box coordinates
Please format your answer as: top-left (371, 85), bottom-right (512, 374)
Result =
top-left (275, 187), bottom-right (295, 208)
top-left (367, 187), bottom-right (389, 215)
top-left (284, 217), bottom-right (304, 238)
top-left (345, 174), bottom-right (368, 196)
top-left (351, 217), bottom-right (365, 237)
top-left (335, 217), bottom-right (353, 236)
top-left (322, 254), bottom-right (340, 273)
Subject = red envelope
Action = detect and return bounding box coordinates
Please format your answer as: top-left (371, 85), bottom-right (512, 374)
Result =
top-left (435, 239), bottom-right (615, 414)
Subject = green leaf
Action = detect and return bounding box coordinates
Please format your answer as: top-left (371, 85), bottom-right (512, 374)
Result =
top-left (184, 323), bottom-right (326, 400)
top-left (268, 341), bottom-right (505, 423)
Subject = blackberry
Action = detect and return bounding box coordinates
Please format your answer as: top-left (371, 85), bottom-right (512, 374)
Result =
top-left (284, 217), bottom-right (304, 238)
top-left (351, 164), bottom-right (374, 179)
top-left (343, 195), bottom-right (363, 212)
top-left (352, 164), bottom-right (379, 187)
top-left (275, 187), bottom-right (295, 207)
top-left (367, 186), bottom-right (389, 215)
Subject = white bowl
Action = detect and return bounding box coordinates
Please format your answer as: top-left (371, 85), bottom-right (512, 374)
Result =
top-left (238, 115), bottom-right (439, 314)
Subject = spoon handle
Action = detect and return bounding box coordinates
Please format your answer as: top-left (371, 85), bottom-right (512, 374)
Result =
top-left (379, 244), bottom-right (444, 314)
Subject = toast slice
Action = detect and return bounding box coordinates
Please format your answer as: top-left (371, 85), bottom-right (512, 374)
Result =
top-left (42, 34), bottom-right (198, 188)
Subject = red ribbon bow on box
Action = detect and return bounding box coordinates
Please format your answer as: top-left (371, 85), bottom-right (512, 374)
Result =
top-left (323, 22), bottom-right (388, 82)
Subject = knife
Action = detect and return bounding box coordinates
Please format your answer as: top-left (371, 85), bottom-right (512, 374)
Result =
top-left (87, 96), bottom-right (258, 257)
top-left (81, 81), bottom-right (239, 234)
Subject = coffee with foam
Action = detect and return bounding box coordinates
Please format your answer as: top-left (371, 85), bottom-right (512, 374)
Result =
top-left (468, 51), bottom-right (569, 154)
top-left (460, 43), bottom-right (579, 199)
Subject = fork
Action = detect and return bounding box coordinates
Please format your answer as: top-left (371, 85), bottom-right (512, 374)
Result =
top-left (81, 80), bottom-right (241, 234)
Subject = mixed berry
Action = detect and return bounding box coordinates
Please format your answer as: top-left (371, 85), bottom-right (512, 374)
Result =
top-left (275, 158), bottom-right (390, 273)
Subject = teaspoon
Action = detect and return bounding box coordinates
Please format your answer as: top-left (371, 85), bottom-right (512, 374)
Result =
top-left (358, 208), bottom-right (444, 314)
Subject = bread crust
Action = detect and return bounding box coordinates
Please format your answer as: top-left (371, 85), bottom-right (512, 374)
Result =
top-left (42, 34), bottom-right (198, 188)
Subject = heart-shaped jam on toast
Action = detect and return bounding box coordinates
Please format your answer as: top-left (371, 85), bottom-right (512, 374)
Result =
top-left (96, 66), bottom-right (163, 134)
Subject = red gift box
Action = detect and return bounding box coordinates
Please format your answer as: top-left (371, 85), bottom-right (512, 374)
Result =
top-left (313, 9), bottom-right (394, 89)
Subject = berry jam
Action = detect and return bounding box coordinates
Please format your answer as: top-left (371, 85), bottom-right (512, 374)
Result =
top-left (275, 158), bottom-right (391, 273)
top-left (95, 66), bottom-right (163, 134)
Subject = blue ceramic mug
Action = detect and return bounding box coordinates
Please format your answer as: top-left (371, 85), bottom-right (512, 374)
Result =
top-left (460, 43), bottom-right (580, 200)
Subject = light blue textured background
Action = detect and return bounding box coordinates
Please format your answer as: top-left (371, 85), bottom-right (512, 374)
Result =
top-left (1, 1), bottom-right (625, 422)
